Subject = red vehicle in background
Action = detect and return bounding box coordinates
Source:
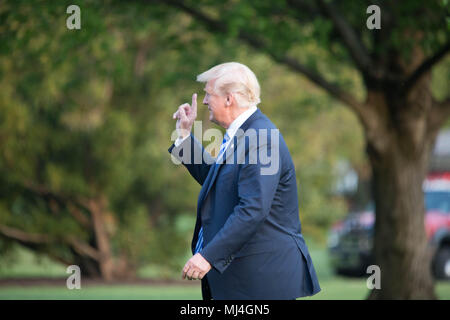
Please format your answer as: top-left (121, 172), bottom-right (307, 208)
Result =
top-left (328, 172), bottom-right (450, 280)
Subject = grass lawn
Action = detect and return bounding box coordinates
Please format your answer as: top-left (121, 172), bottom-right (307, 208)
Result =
top-left (1, 279), bottom-right (449, 300)
top-left (0, 284), bottom-right (203, 300)
top-left (0, 244), bottom-right (449, 300)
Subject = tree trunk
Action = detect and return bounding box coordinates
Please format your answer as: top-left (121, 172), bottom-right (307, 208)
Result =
top-left (367, 138), bottom-right (436, 299)
top-left (89, 196), bottom-right (115, 282)
top-left (71, 253), bottom-right (102, 278)
top-left (88, 196), bottom-right (138, 281)
top-left (365, 77), bottom-right (439, 299)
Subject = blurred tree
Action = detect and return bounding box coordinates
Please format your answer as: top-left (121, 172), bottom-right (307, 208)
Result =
top-left (147, 0), bottom-right (450, 298)
top-left (0, 0), bottom-right (367, 282)
top-left (0, 0), bottom-right (203, 280)
top-left (1, 0), bottom-right (447, 297)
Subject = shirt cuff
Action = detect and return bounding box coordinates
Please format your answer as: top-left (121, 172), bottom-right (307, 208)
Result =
top-left (174, 134), bottom-right (190, 147)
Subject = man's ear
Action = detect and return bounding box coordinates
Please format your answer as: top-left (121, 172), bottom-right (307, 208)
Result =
top-left (226, 93), bottom-right (233, 106)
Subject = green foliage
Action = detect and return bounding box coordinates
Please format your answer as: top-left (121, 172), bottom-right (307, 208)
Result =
top-left (0, 0), bottom-right (200, 271)
top-left (0, 0), bottom-right (447, 275)
top-left (432, 55), bottom-right (450, 102)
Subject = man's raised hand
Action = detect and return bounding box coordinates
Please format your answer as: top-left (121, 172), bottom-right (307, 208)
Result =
top-left (173, 93), bottom-right (197, 139)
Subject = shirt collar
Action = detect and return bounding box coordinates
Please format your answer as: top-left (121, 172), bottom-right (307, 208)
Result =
top-left (226, 105), bottom-right (258, 140)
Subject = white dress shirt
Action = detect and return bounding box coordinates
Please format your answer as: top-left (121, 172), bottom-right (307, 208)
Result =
top-left (219, 105), bottom-right (257, 158)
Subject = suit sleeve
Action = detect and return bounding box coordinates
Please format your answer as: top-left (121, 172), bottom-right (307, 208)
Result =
top-left (168, 133), bottom-right (214, 186)
top-left (200, 132), bottom-right (281, 273)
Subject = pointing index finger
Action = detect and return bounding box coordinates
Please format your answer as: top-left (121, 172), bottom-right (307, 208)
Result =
top-left (192, 93), bottom-right (197, 113)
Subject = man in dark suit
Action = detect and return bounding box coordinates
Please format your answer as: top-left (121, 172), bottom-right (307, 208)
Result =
top-left (170, 62), bottom-right (320, 300)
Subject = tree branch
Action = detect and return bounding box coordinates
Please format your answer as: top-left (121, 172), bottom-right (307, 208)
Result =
top-left (431, 97), bottom-right (450, 130)
top-left (403, 41), bottom-right (450, 93)
top-left (272, 55), bottom-right (364, 112)
top-left (315, 0), bottom-right (373, 76)
top-left (0, 225), bottom-right (51, 244)
top-left (152, 0), bottom-right (370, 122)
top-left (439, 98), bottom-right (450, 114)
top-left (22, 181), bottom-right (92, 228)
top-left (0, 224), bottom-right (100, 261)
top-left (16, 183), bottom-right (102, 260)
top-left (66, 236), bottom-right (101, 260)
top-left (66, 203), bottom-right (92, 228)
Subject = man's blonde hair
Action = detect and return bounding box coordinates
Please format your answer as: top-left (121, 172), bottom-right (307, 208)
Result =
top-left (196, 62), bottom-right (261, 108)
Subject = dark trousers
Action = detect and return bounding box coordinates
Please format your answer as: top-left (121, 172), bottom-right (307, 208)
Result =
top-left (201, 277), bottom-right (213, 300)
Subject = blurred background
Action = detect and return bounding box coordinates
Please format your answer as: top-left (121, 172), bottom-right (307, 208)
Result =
top-left (0, 0), bottom-right (449, 299)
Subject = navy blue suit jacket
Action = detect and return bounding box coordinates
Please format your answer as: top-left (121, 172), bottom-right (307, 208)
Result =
top-left (168, 109), bottom-right (320, 299)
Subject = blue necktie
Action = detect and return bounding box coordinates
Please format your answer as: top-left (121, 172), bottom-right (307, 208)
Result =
top-left (194, 132), bottom-right (230, 254)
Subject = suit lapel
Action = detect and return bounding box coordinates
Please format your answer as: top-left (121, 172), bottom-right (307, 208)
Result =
top-left (197, 109), bottom-right (263, 212)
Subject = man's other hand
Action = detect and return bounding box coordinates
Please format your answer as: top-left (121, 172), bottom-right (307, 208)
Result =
top-left (182, 253), bottom-right (212, 280)
top-left (173, 93), bottom-right (197, 139)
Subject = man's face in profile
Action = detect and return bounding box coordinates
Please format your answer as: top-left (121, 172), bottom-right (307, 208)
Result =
top-left (203, 80), bottom-right (226, 127)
